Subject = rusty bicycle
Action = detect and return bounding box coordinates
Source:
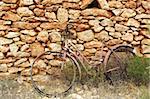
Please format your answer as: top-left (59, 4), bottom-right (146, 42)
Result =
top-left (30, 22), bottom-right (135, 97)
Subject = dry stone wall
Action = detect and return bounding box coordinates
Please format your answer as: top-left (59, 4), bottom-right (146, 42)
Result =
top-left (0, 0), bottom-right (150, 82)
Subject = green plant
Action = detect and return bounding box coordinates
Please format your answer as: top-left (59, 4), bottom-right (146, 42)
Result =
top-left (127, 56), bottom-right (150, 85)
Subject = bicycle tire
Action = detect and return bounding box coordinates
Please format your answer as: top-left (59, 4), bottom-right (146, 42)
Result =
top-left (104, 44), bottom-right (135, 82)
top-left (30, 51), bottom-right (77, 97)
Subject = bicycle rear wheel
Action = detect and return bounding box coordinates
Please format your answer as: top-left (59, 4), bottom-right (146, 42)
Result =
top-left (104, 44), bottom-right (135, 82)
top-left (30, 51), bottom-right (77, 97)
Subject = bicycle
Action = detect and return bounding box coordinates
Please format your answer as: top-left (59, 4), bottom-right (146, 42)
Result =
top-left (30, 22), bottom-right (135, 97)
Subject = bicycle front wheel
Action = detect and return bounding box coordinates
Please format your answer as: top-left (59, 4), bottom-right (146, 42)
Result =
top-left (30, 51), bottom-right (77, 97)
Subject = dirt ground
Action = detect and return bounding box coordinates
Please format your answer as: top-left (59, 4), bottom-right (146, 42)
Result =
top-left (0, 77), bottom-right (149, 99)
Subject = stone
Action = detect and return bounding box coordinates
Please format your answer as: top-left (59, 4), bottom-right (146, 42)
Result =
top-left (105, 27), bottom-right (115, 32)
top-left (97, 0), bottom-right (109, 9)
top-left (106, 39), bottom-right (123, 46)
top-left (21, 44), bottom-right (29, 51)
top-left (134, 35), bottom-right (144, 41)
top-left (0, 52), bottom-right (4, 60)
top-left (131, 41), bottom-right (140, 45)
top-left (141, 30), bottom-right (150, 39)
top-left (0, 25), bottom-right (9, 31)
top-left (81, 8), bottom-right (112, 18)
top-left (63, 2), bottom-right (80, 9)
top-left (2, 0), bottom-right (17, 3)
top-left (48, 43), bottom-right (62, 52)
top-left (133, 47), bottom-right (143, 57)
top-left (20, 35), bottom-right (35, 43)
top-left (49, 60), bottom-right (63, 66)
top-left (0, 45), bottom-right (9, 53)
top-left (135, 14), bottom-right (150, 19)
top-left (13, 51), bottom-right (30, 58)
top-left (18, 61), bottom-right (30, 67)
top-left (42, 0), bottom-right (63, 5)
top-left (14, 58), bottom-right (28, 66)
top-left (141, 39), bottom-right (150, 45)
top-left (108, 1), bottom-right (123, 8)
top-left (84, 41), bottom-right (103, 48)
top-left (142, 45), bottom-right (150, 54)
top-left (17, 7), bottom-right (34, 17)
top-left (2, 12), bottom-right (21, 21)
top-left (115, 24), bottom-right (129, 32)
top-left (136, 7), bottom-right (145, 14)
top-left (121, 9), bottom-right (136, 18)
top-left (122, 33), bottom-right (133, 42)
top-left (0, 64), bottom-right (7, 72)
top-left (45, 12), bottom-right (56, 19)
top-left (57, 8), bottom-right (68, 23)
top-left (109, 32), bottom-right (122, 38)
top-left (125, 1), bottom-right (136, 9)
top-left (77, 30), bottom-right (94, 41)
top-left (0, 37), bottom-right (13, 45)
top-left (20, 30), bottom-right (37, 36)
top-left (64, 0), bottom-right (80, 3)
top-left (34, 8), bottom-right (45, 16)
top-left (40, 22), bottom-right (67, 30)
top-left (142, 1), bottom-right (150, 10)
top-left (92, 26), bottom-right (104, 32)
top-left (66, 93), bottom-right (83, 99)
top-left (100, 18), bottom-right (114, 26)
top-left (36, 60), bottom-right (47, 69)
top-left (84, 48), bottom-right (97, 54)
top-left (75, 24), bottom-right (90, 31)
top-left (20, 0), bottom-right (34, 5)
top-left (75, 44), bottom-right (84, 51)
top-left (37, 31), bottom-right (49, 43)
top-left (112, 9), bottom-right (123, 16)
top-left (80, 0), bottom-right (94, 9)
top-left (9, 43), bottom-right (19, 53)
top-left (30, 42), bottom-right (44, 57)
top-left (69, 10), bottom-right (80, 20)
top-left (95, 30), bottom-right (110, 41)
top-left (126, 18), bottom-right (140, 28)
top-left (13, 22), bottom-right (40, 29)
top-left (5, 32), bottom-right (20, 38)
top-left (0, 58), bottom-right (15, 64)
top-left (8, 67), bottom-right (19, 74)
top-left (88, 20), bottom-right (100, 26)
top-left (21, 68), bottom-right (38, 76)
top-left (49, 31), bottom-right (61, 42)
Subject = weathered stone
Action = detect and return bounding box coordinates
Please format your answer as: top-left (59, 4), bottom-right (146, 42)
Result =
top-left (14, 58), bottom-right (28, 66)
top-left (2, 12), bottom-right (21, 21)
top-left (97, 0), bottom-right (109, 9)
top-left (64, 0), bottom-right (80, 3)
top-left (13, 22), bottom-right (40, 29)
top-left (30, 42), bottom-right (44, 57)
top-left (2, 0), bottom-right (17, 3)
top-left (109, 32), bottom-right (122, 38)
top-left (126, 18), bottom-right (140, 28)
top-left (121, 9), bottom-right (136, 18)
top-left (0, 37), bottom-right (13, 45)
top-left (20, 30), bottom-right (37, 36)
top-left (77, 30), bottom-right (94, 41)
top-left (9, 43), bottom-right (19, 53)
top-left (0, 25), bottom-right (9, 31)
top-left (80, 0), bottom-right (94, 9)
top-left (122, 33), bottom-right (133, 42)
top-left (92, 26), bottom-right (104, 32)
top-left (115, 24), bottom-right (129, 32)
top-left (125, 1), bottom-right (136, 9)
top-left (49, 60), bottom-right (63, 66)
top-left (17, 7), bottom-right (34, 17)
top-left (106, 39), bottom-right (123, 46)
top-left (100, 18), bottom-right (114, 26)
top-left (13, 51), bottom-right (30, 57)
top-left (105, 27), bottom-right (115, 32)
top-left (21, 68), bottom-right (38, 76)
top-left (108, 1), bottom-right (123, 8)
top-left (5, 32), bottom-right (20, 38)
top-left (63, 2), bottom-right (80, 9)
top-left (141, 39), bottom-right (150, 45)
top-left (84, 41), bottom-right (103, 48)
top-left (95, 30), bottom-right (110, 41)
top-left (134, 35), bottom-right (144, 41)
top-left (88, 20), bottom-right (100, 26)
top-left (69, 10), bottom-right (80, 19)
top-left (45, 12), bottom-right (56, 19)
top-left (48, 43), bottom-right (62, 52)
top-left (112, 9), bottom-right (123, 16)
top-left (18, 61), bottom-right (30, 67)
top-left (0, 45), bottom-right (9, 53)
top-left (135, 14), bottom-right (150, 19)
top-left (142, 1), bottom-right (150, 10)
top-left (75, 24), bottom-right (90, 31)
top-left (142, 45), bottom-right (150, 54)
top-left (136, 7), bottom-right (145, 14)
top-left (40, 22), bottom-right (67, 30)
top-left (75, 44), bottom-right (84, 51)
top-left (0, 52), bottom-right (4, 60)
top-left (49, 31), bottom-right (61, 42)
top-left (57, 8), bottom-right (68, 23)
top-left (21, 44), bottom-right (29, 51)
top-left (84, 48), bottom-right (97, 54)
top-left (0, 64), bottom-right (8, 72)
top-left (35, 60), bottom-right (47, 69)
top-left (8, 67), bottom-right (19, 74)
top-left (20, 0), bottom-right (34, 5)
top-left (20, 35), bottom-right (35, 43)
top-left (81, 8), bottom-right (112, 18)
top-left (13, 37), bottom-right (20, 42)
top-left (37, 31), bottom-right (49, 42)
top-left (42, 0), bottom-right (63, 5)
top-left (133, 47), bottom-right (143, 57)
top-left (34, 8), bottom-right (45, 16)
top-left (131, 41), bottom-right (140, 45)
top-left (141, 30), bottom-right (150, 39)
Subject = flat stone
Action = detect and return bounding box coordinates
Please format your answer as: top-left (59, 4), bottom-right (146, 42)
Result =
top-left (17, 7), bottom-right (34, 17)
top-left (126, 18), bottom-right (140, 28)
top-left (69, 9), bottom-right (80, 20)
top-left (134, 35), bottom-right (144, 41)
top-left (30, 42), bottom-right (44, 57)
top-left (141, 39), bottom-right (150, 45)
top-left (75, 44), bottom-right (84, 51)
top-left (77, 30), bottom-right (94, 41)
top-left (45, 12), bottom-right (56, 19)
top-left (14, 58), bottom-right (28, 66)
top-left (13, 51), bottom-right (30, 58)
top-left (18, 61), bottom-right (30, 68)
top-left (125, 1), bottom-right (136, 9)
top-left (122, 33), bottom-right (133, 42)
top-left (0, 37), bottom-right (13, 45)
top-left (2, 0), bottom-right (17, 3)
top-left (34, 8), bottom-right (45, 17)
top-left (2, 12), bottom-right (21, 21)
top-left (141, 30), bottom-right (150, 39)
top-left (115, 24), bottom-right (129, 32)
top-left (80, 0), bottom-right (94, 9)
top-left (20, 35), bottom-right (35, 43)
top-left (20, 0), bottom-right (34, 5)
top-left (88, 20), bottom-right (100, 26)
top-left (105, 27), bottom-right (115, 32)
top-left (142, 45), bottom-right (150, 54)
top-left (97, 0), bottom-right (109, 9)
top-left (0, 45), bottom-right (9, 53)
top-left (0, 64), bottom-right (7, 72)
top-left (142, 1), bottom-right (150, 10)
top-left (9, 43), bottom-right (19, 53)
top-left (21, 68), bottom-right (38, 76)
top-left (121, 9), bottom-right (136, 18)
top-left (133, 47), bottom-right (143, 57)
top-left (75, 24), bottom-right (90, 32)
top-left (13, 22), bottom-right (40, 29)
top-left (81, 8), bottom-right (112, 18)
top-left (49, 60), bottom-right (63, 66)
top-left (49, 31), bottom-right (61, 42)
top-left (57, 8), bottom-right (68, 23)
top-left (64, 0), bottom-right (80, 3)
top-left (42, 0), bottom-right (63, 5)
top-left (135, 14), bottom-right (150, 19)
top-left (37, 31), bottom-right (49, 43)
top-left (109, 32), bottom-right (122, 38)
top-left (63, 2), bottom-right (80, 9)
top-left (106, 39), bottom-right (123, 46)
top-left (8, 67), bottom-right (19, 74)
top-left (93, 26), bottom-right (104, 32)
top-left (112, 9), bottom-right (123, 16)
top-left (5, 32), bottom-right (20, 38)
top-left (108, 1), bottom-right (123, 8)
top-left (20, 44), bottom-right (29, 51)
top-left (0, 52), bottom-right (4, 59)
top-left (95, 30), bottom-right (110, 41)
top-left (48, 43), bottom-right (62, 52)
top-left (84, 41), bottom-right (103, 48)
top-left (36, 60), bottom-right (47, 69)
top-left (100, 18), bottom-right (114, 26)
top-left (84, 48), bottom-right (97, 54)
top-left (20, 30), bottom-right (37, 36)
